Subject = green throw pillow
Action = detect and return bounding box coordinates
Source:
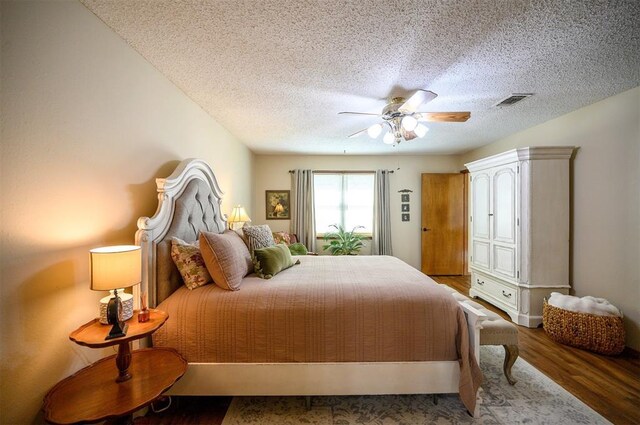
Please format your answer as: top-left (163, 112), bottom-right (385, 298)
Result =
top-left (253, 243), bottom-right (300, 279)
top-left (288, 242), bottom-right (308, 256)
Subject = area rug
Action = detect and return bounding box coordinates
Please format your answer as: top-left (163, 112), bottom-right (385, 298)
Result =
top-left (221, 345), bottom-right (609, 424)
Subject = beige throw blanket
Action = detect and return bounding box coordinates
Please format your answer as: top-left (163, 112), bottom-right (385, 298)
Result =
top-left (154, 255), bottom-right (482, 411)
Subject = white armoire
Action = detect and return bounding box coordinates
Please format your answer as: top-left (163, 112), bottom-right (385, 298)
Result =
top-left (465, 146), bottom-right (574, 327)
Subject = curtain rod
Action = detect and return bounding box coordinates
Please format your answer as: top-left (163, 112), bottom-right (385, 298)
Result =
top-left (288, 169), bottom-right (394, 174)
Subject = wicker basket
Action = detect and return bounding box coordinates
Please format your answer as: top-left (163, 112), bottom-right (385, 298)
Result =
top-left (543, 300), bottom-right (625, 355)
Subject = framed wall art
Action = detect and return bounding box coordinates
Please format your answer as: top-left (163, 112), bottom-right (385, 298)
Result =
top-left (265, 190), bottom-right (290, 219)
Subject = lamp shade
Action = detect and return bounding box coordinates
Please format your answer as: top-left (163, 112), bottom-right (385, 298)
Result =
top-left (228, 205), bottom-right (252, 224)
top-left (90, 245), bottom-right (141, 291)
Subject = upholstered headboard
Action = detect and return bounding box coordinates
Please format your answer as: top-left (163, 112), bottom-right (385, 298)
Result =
top-left (135, 159), bottom-right (226, 307)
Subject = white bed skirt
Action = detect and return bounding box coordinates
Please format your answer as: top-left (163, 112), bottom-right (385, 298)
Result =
top-left (167, 360), bottom-right (461, 395)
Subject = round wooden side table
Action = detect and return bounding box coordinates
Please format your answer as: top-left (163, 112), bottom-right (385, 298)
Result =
top-left (43, 310), bottom-right (187, 424)
top-left (68, 309), bottom-right (169, 382)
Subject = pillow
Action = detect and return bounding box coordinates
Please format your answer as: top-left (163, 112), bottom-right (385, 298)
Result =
top-left (170, 237), bottom-right (212, 290)
top-left (233, 227), bottom-right (249, 247)
top-left (288, 242), bottom-right (308, 256)
top-left (253, 243), bottom-right (300, 279)
top-left (242, 224), bottom-right (276, 254)
top-left (199, 230), bottom-right (253, 291)
top-left (272, 231), bottom-right (292, 245)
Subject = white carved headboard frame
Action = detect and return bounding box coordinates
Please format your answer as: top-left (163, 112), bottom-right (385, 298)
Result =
top-left (135, 159), bottom-right (226, 307)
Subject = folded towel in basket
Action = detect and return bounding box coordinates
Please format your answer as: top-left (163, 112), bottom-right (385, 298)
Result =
top-left (548, 292), bottom-right (623, 318)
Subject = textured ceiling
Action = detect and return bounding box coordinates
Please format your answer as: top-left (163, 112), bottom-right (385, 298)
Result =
top-left (81, 0), bottom-right (640, 155)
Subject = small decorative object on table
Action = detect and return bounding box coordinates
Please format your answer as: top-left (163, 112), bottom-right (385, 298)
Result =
top-left (138, 292), bottom-right (150, 323)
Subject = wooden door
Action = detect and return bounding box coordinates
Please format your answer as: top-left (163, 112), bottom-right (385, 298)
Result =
top-left (421, 173), bottom-right (466, 275)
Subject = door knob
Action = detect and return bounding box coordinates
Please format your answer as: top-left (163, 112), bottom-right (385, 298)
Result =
top-left (422, 228), bottom-right (431, 232)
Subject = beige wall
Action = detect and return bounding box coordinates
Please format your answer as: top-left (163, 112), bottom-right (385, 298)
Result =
top-left (253, 154), bottom-right (461, 269)
top-left (459, 86), bottom-right (640, 350)
top-left (0, 2), bottom-right (253, 423)
top-left (1, 5), bottom-right (637, 424)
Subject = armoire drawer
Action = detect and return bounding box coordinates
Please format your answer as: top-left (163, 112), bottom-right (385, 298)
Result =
top-left (471, 274), bottom-right (517, 308)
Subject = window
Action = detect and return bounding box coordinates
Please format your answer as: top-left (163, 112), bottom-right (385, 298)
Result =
top-left (314, 173), bottom-right (375, 235)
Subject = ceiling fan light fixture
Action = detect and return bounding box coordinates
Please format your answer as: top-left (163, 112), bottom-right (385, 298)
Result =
top-left (415, 123), bottom-right (429, 138)
top-left (367, 123), bottom-right (383, 138)
top-left (340, 89), bottom-right (466, 146)
top-left (401, 115), bottom-right (418, 132)
top-left (383, 131), bottom-right (395, 144)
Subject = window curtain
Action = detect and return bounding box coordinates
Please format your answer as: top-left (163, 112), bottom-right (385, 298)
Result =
top-left (291, 169), bottom-right (316, 252)
top-left (372, 170), bottom-right (393, 255)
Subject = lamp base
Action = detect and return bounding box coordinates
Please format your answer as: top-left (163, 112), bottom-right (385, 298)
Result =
top-left (106, 322), bottom-right (129, 340)
top-left (99, 291), bottom-right (133, 324)
top-left (104, 289), bottom-right (129, 340)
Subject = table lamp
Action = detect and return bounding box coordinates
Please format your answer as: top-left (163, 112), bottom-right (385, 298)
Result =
top-left (227, 205), bottom-right (251, 230)
top-left (90, 245), bottom-right (141, 340)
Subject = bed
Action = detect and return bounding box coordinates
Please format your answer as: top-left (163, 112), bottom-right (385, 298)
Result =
top-left (135, 158), bottom-right (486, 414)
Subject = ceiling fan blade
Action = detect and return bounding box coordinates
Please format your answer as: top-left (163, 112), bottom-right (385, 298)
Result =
top-left (348, 128), bottom-right (370, 138)
top-left (415, 111), bottom-right (471, 122)
top-left (398, 90), bottom-right (438, 113)
top-left (338, 111), bottom-right (381, 116)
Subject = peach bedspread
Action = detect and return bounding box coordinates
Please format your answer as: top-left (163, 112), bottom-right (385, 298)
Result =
top-left (153, 255), bottom-right (481, 411)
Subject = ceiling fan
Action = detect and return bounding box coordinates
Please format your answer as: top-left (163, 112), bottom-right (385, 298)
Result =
top-left (338, 90), bottom-right (470, 145)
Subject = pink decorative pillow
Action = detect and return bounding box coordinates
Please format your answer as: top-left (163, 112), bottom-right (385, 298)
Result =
top-left (199, 230), bottom-right (253, 291)
top-left (170, 237), bottom-right (212, 290)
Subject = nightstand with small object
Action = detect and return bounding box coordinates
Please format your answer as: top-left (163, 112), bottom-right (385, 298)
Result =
top-left (43, 309), bottom-right (186, 425)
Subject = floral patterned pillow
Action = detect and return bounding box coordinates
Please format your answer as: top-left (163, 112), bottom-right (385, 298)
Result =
top-left (272, 231), bottom-right (292, 245)
top-left (170, 237), bottom-right (212, 290)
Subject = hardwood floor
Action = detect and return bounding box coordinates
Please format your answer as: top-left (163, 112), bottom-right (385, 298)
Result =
top-left (137, 275), bottom-right (640, 425)
top-left (433, 275), bottom-right (640, 425)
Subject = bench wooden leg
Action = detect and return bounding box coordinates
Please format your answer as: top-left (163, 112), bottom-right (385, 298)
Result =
top-left (503, 345), bottom-right (519, 385)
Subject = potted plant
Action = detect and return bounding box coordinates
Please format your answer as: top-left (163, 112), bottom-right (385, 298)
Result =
top-left (322, 224), bottom-right (366, 255)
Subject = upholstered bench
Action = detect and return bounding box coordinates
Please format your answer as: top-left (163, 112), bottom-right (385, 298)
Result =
top-left (440, 285), bottom-right (519, 385)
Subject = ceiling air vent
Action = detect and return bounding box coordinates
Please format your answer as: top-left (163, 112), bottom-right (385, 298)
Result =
top-left (494, 93), bottom-right (533, 107)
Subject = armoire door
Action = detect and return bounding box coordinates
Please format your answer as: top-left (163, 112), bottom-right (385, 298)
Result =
top-left (470, 171), bottom-right (491, 271)
top-left (421, 173), bottom-right (465, 275)
top-left (491, 164), bottom-right (518, 279)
